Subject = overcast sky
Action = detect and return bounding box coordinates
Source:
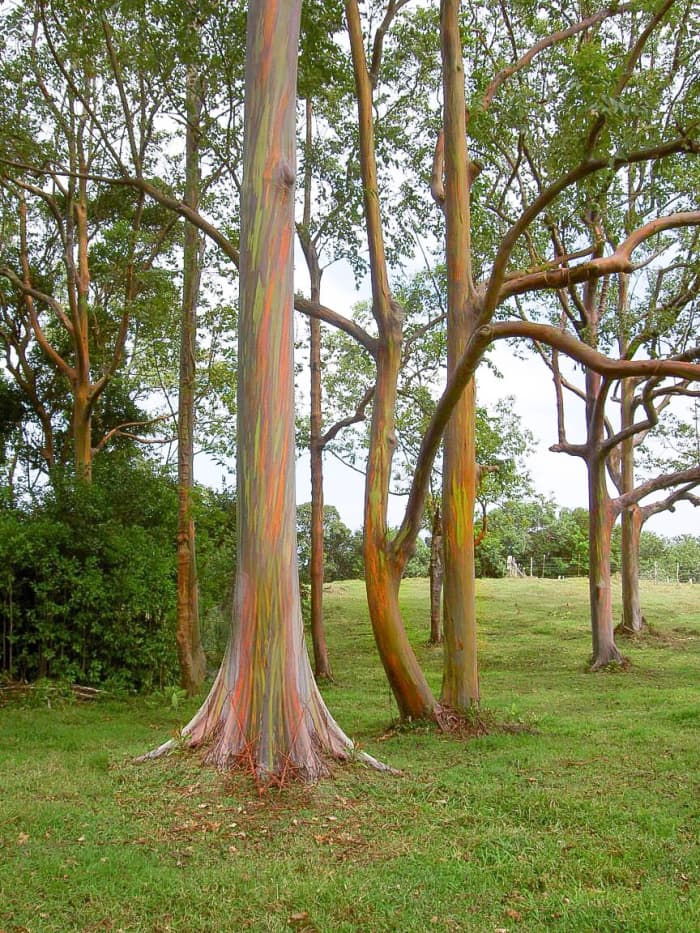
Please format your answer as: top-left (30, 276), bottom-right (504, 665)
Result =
top-left (290, 259), bottom-right (698, 539)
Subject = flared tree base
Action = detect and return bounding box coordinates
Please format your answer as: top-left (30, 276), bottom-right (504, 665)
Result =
top-left (139, 640), bottom-right (390, 784)
top-left (589, 644), bottom-right (627, 671)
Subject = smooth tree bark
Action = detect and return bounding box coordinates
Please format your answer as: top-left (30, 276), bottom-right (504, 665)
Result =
top-left (345, 0), bottom-right (438, 721)
top-left (619, 501), bottom-right (644, 632)
top-left (143, 0), bottom-right (381, 780)
top-left (429, 504), bottom-right (443, 645)
top-left (176, 63), bottom-right (207, 696)
top-left (438, 0), bottom-right (480, 709)
top-left (615, 396), bottom-right (700, 634)
top-left (585, 374), bottom-right (624, 668)
top-left (299, 98), bottom-right (332, 682)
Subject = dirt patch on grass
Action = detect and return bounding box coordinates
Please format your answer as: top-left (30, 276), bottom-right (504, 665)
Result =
top-left (616, 624), bottom-right (698, 649)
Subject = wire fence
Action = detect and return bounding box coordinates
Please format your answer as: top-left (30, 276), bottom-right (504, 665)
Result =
top-left (639, 563), bottom-right (700, 585)
top-left (506, 555), bottom-right (700, 583)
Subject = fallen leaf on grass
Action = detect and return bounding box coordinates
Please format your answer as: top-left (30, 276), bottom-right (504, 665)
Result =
top-left (17, 832), bottom-right (30, 845)
top-left (290, 912), bottom-right (309, 922)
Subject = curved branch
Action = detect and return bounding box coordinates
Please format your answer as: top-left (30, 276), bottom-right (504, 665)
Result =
top-left (639, 481), bottom-right (700, 520)
top-left (500, 211), bottom-right (700, 301)
top-left (294, 297), bottom-right (377, 357)
top-left (320, 385), bottom-right (375, 447)
top-left (394, 319), bottom-right (700, 560)
top-left (482, 4), bottom-right (632, 111)
top-left (616, 465), bottom-right (700, 514)
top-left (93, 413), bottom-right (172, 454)
top-left (481, 138), bottom-right (699, 322)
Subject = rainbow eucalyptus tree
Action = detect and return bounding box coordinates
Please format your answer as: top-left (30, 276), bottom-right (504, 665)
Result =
top-left (533, 184), bottom-right (699, 660)
top-left (144, 0), bottom-right (380, 780)
top-left (338, 0), bottom-right (700, 709)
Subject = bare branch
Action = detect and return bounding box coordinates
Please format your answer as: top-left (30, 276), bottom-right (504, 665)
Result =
top-left (320, 385), bottom-right (375, 447)
top-left (294, 297), bottom-right (377, 357)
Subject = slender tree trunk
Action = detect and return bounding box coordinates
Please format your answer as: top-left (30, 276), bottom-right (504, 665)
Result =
top-left (588, 451), bottom-right (623, 668)
top-left (364, 340), bottom-right (437, 720)
top-left (309, 307), bottom-right (332, 680)
top-left (346, 0), bottom-right (438, 721)
top-left (618, 375), bottom-right (645, 633)
top-left (439, 0), bottom-right (479, 710)
top-left (429, 504), bottom-right (443, 645)
top-left (176, 64), bottom-right (207, 696)
top-left (72, 389), bottom-right (92, 482)
top-left (303, 100), bottom-right (332, 681)
top-left (143, 0), bottom-right (365, 780)
top-left (620, 503), bottom-right (644, 633)
top-left (74, 169), bottom-right (93, 483)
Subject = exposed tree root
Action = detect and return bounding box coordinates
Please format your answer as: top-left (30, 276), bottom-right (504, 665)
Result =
top-left (589, 655), bottom-right (631, 673)
top-left (615, 618), bottom-right (648, 638)
top-left (435, 704), bottom-right (491, 737)
top-left (136, 646), bottom-right (395, 785)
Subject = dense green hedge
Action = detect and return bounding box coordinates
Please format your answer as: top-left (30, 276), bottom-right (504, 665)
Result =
top-left (0, 457), bottom-right (236, 690)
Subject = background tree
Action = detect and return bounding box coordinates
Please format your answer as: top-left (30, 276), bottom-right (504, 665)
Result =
top-left (176, 39), bottom-right (206, 696)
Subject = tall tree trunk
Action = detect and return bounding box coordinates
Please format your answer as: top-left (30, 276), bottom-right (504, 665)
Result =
top-left (618, 373), bottom-right (645, 633)
top-left (74, 169), bottom-right (93, 483)
top-left (620, 502), bottom-right (644, 633)
top-left (72, 389), bottom-right (92, 482)
top-left (309, 306), bottom-right (332, 680)
top-left (303, 100), bottom-right (333, 682)
top-left (176, 64), bottom-right (207, 696)
top-left (441, 376), bottom-right (479, 706)
top-left (439, 0), bottom-right (479, 710)
top-left (144, 0), bottom-right (362, 780)
top-left (346, 0), bottom-right (438, 721)
top-left (588, 450), bottom-right (623, 668)
top-left (429, 504), bottom-right (443, 645)
top-left (364, 340), bottom-right (437, 720)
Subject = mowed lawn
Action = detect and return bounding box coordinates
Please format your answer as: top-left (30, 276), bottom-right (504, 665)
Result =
top-left (1, 578), bottom-right (698, 932)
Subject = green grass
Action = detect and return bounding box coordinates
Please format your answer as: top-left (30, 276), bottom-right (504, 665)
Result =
top-left (2, 578), bottom-right (699, 932)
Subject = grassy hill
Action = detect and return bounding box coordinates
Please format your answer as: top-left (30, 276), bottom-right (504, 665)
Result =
top-left (1, 578), bottom-right (698, 931)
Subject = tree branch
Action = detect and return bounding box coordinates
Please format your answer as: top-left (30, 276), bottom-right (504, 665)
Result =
top-left (499, 211), bottom-right (700, 301)
top-left (482, 4), bottom-right (632, 111)
top-left (320, 385), bottom-right (375, 446)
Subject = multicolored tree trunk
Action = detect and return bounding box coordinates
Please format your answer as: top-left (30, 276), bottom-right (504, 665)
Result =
top-left (301, 99), bottom-right (333, 682)
top-left (346, 0), bottom-right (438, 721)
top-left (439, 0), bottom-right (479, 710)
top-left (618, 374), bottom-right (645, 634)
top-left (144, 0), bottom-right (373, 781)
top-left (620, 502), bottom-right (644, 633)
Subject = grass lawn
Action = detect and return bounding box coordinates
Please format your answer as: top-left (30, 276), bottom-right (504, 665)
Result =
top-left (1, 577), bottom-right (699, 932)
